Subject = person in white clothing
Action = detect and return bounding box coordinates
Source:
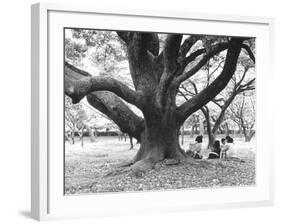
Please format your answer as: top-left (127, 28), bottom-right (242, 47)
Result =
top-left (186, 135), bottom-right (203, 159)
top-left (221, 136), bottom-right (237, 159)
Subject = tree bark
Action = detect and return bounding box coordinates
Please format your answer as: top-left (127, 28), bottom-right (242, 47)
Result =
top-left (133, 116), bottom-right (186, 164)
top-left (87, 92), bottom-right (144, 142)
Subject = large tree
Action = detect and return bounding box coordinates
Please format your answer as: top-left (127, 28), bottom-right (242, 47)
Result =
top-left (64, 31), bottom-right (254, 173)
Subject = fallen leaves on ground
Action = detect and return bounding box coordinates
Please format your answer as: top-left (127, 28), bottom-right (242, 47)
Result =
top-left (65, 153), bottom-right (255, 195)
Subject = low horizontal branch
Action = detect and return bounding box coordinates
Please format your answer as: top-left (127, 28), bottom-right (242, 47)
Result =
top-left (65, 63), bottom-right (144, 109)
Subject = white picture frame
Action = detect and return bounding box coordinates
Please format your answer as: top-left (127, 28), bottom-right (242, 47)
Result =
top-left (31, 2), bottom-right (275, 221)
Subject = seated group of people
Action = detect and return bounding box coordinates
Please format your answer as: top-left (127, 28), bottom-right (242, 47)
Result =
top-left (187, 135), bottom-right (236, 160)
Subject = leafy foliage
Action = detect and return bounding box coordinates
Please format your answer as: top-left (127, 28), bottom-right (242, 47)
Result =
top-left (65, 29), bottom-right (127, 74)
top-left (65, 96), bottom-right (85, 132)
top-left (65, 38), bottom-right (87, 64)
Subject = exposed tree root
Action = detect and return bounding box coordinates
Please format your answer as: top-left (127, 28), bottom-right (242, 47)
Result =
top-left (103, 166), bottom-right (131, 177)
top-left (164, 158), bottom-right (180, 166)
top-left (104, 150), bottom-right (201, 178)
top-left (131, 159), bottom-right (155, 177)
top-left (104, 159), bottom-right (155, 178)
top-left (115, 160), bottom-right (134, 168)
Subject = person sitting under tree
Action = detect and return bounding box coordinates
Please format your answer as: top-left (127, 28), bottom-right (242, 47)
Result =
top-left (186, 135), bottom-right (203, 159)
top-left (220, 138), bottom-right (226, 158)
top-left (221, 138), bottom-right (226, 147)
top-left (220, 136), bottom-right (238, 160)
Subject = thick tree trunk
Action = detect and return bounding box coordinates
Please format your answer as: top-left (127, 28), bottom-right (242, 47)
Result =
top-left (207, 132), bottom-right (216, 149)
top-left (134, 126), bottom-right (185, 163)
top-left (133, 114), bottom-right (186, 163)
top-left (129, 112), bottom-right (188, 177)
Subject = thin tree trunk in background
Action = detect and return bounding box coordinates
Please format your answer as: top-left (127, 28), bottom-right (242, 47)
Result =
top-left (243, 128), bottom-right (255, 142)
top-left (81, 128), bottom-right (84, 147)
top-left (247, 130), bottom-right (255, 142)
top-left (129, 136), bottom-right (133, 150)
top-left (191, 126), bottom-right (194, 138)
top-left (225, 122), bottom-right (229, 135)
top-left (90, 129), bottom-right (95, 142)
top-left (181, 125), bottom-right (184, 146)
top-left (71, 129), bottom-right (75, 144)
top-left (199, 115), bottom-right (204, 135)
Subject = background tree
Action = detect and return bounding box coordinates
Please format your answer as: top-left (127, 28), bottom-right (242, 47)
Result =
top-left (64, 30), bottom-right (255, 173)
top-left (76, 108), bottom-right (88, 147)
top-left (229, 93), bottom-right (256, 142)
top-left (65, 96), bottom-right (80, 144)
top-left (65, 96), bottom-right (90, 146)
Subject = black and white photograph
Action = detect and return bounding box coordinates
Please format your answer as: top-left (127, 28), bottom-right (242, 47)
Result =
top-left (1, 0), bottom-right (281, 223)
top-left (64, 28), bottom-right (256, 195)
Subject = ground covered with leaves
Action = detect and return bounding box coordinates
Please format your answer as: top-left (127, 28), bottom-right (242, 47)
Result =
top-left (65, 136), bottom-right (255, 195)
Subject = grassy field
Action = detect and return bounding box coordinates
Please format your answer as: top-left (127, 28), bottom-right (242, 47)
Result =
top-left (64, 135), bottom-right (255, 195)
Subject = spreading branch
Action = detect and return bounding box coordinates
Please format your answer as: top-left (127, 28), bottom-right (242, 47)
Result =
top-left (64, 61), bottom-right (145, 141)
top-left (176, 38), bottom-right (244, 123)
top-left (179, 35), bottom-right (200, 58)
top-left (175, 42), bottom-right (230, 84)
top-left (65, 62), bottom-right (145, 109)
top-left (86, 92), bottom-right (144, 141)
